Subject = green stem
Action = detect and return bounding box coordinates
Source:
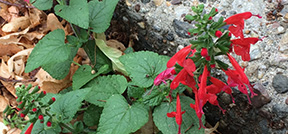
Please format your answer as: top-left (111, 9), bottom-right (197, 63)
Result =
top-left (70, 24), bottom-right (79, 38)
top-left (60, 122), bottom-right (75, 133)
top-left (72, 61), bottom-right (81, 67)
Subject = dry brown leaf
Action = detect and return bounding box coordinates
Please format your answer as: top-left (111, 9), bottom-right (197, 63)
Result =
top-left (0, 95), bottom-right (9, 112)
top-left (1, 81), bottom-right (16, 98)
top-left (0, 27), bottom-right (29, 45)
top-left (107, 39), bottom-right (126, 52)
top-left (0, 61), bottom-right (10, 78)
top-left (2, 16), bottom-right (30, 32)
top-left (44, 13), bottom-right (65, 34)
top-left (0, 44), bottom-right (22, 57)
top-left (7, 48), bottom-right (32, 77)
top-left (28, 8), bottom-right (46, 28)
top-left (6, 128), bottom-right (21, 134)
top-left (7, 6), bottom-right (19, 22)
top-left (0, 3), bottom-right (10, 22)
top-left (23, 31), bottom-right (45, 41)
top-left (205, 122), bottom-right (220, 134)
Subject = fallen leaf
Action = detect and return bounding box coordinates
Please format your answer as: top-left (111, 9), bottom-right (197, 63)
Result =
top-left (8, 6), bottom-right (19, 21)
top-left (0, 27), bottom-right (29, 45)
top-left (7, 48), bottom-right (32, 77)
top-left (2, 16), bottom-right (31, 32)
top-left (44, 13), bottom-right (65, 34)
top-left (0, 44), bottom-right (22, 57)
top-left (0, 95), bottom-right (9, 112)
top-left (28, 8), bottom-right (46, 28)
top-left (106, 39), bottom-right (126, 52)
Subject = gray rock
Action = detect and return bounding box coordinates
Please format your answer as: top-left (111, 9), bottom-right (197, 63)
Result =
top-left (272, 104), bottom-right (288, 118)
top-left (250, 44), bottom-right (262, 61)
top-left (279, 31), bottom-right (288, 54)
top-left (141, 0), bottom-right (150, 4)
top-left (172, 19), bottom-right (192, 38)
top-left (272, 74), bottom-right (288, 94)
top-left (165, 32), bottom-right (174, 41)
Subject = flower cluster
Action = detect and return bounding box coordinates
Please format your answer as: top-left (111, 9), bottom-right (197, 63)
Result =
top-left (155, 5), bottom-right (261, 132)
top-left (3, 84), bottom-right (56, 134)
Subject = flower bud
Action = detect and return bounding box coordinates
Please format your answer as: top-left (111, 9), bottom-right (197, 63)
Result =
top-left (32, 108), bottom-right (37, 112)
top-left (25, 84), bottom-right (32, 91)
top-left (17, 101), bottom-right (26, 109)
top-left (208, 16), bottom-right (212, 20)
top-left (30, 86), bottom-right (40, 94)
top-left (38, 115), bottom-right (44, 120)
top-left (47, 121), bottom-right (52, 127)
top-left (215, 30), bottom-right (222, 37)
top-left (48, 97), bottom-right (56, 105)
top-left (20, 113), bottom-right (25, 118)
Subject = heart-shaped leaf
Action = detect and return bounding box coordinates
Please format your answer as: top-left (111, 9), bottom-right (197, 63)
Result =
top-left (97, 95), bottom-right (148, 134)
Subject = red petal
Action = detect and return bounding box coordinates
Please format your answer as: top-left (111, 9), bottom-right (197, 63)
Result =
top-left (167, 112), bottom-right (176, 117)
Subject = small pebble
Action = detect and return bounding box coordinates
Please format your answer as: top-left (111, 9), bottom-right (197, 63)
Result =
top-left (284, 13), bottom-right (288, 20)
top-left (135, 4), bottom-right (140, 12)
top-left (245, 30), bottom-right (251, 34)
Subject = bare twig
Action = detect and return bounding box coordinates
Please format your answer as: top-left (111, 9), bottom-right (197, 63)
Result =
top-left (0, 0), bottom-right (35, 8)
top-left (0, 76), bottom-right (36, 83)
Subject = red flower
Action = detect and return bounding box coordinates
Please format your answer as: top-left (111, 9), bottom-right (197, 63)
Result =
top-left (167, 94), bottom-right (186, 134)
top-left (167, 45), bottom-right (193, 68)
top-left (187, 32), bottom-right (191, 35)
top-left (190, 65), bottom-right (209, 129)
top-left (206, 77), bottom-right (234, 103)
top-left (231, 37), bottom-right (259, 61)
top-left (47, 121), bottom-right (52, 127)
top-left (224, 53), bottom-right (257, 103)
top-left (224, 12), bottom-right (261, 39)
top-left (24, 123), bottom-right (34, 134)
top-left (32, 108), bottom-right (37, 112)
top-left (38, 115), bottom-right (44, 120)
top-left (170, 59), bottom-right (196, 90)
top-left (215, 30), bottom-right (222, 37)
top-left (154, 67), bottom-right (176, 86)
top-left (215, 8), bottom-right (218, 12)
top-left (208, 16), bottom-right (212, 20)
top-left (201, 48), bottom-right (211, 61)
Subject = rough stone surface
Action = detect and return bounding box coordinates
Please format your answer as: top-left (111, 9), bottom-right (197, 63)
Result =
top-left (272, 74), bottom-right (288, 93)
top-left (109, 0), bottom-right (288, 133)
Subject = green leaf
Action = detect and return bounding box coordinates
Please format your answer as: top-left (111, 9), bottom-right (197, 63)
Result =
top-left (85, 75), bottom-right (127, 107)
top-left (89, 0), bottom-right (119, 33)
top-left (95, 39), bottom-right (127, 75)
top-left (83, 40), bottom-right (112, 72)
top-left (25, 29), bottom-right (70, 73)
top-left (142, 88), bottom-right (165, 106)
top-left (30, 0), bottom-right (53, 10)
top-left (72, 64), bottom-right (109, 90)
top-left (120, 51), bottom-right (169, 88)
top-left (153, 96), bottom-right (204, 134)
top-left (127, 85), bottom-right (145, 99)
top-left (83, 104), bottom-right (103, 127)
top-left (54, 0), bottom-right (89, 29)
top-left (97, 95), bottom-right (148, 134)
top-left (50, 89), bottom-right (90, 123)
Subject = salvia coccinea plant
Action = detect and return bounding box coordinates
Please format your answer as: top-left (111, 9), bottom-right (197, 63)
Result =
top-left (154, 4), bottom-right (262, 133)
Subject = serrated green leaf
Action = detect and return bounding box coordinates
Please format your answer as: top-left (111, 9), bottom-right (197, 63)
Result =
top-left (83, 104), bottom-right (103, 126)
top-left (120, 51), bottom-right (169, 88)
top-left (95, 39), bottom-right (127, 75)
top-left (143, 89), bottom-right (165, 106)
top-left (127, 85), bottom-right (145, 99)
top-left (72, 64), bottom-right (109, 90)
top-left (50, 89), bottom-right (90, 123)
top-left (25, 29), bottom-right (70, 73)
top-left (31, 0), bottom-right (53, 10)
top-left (54, 0), bottom-right (89, 29)
top-left (85, 75), bottom-right (127, 107)
top-left (153, 96), bottom-right (204, 134)
top-left (97, 95), bottom-right (148, 134)
top-left (89, 0), bottom-right (119, 33)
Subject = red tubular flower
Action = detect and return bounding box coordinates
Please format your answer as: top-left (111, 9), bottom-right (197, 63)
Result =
top-left (154, 67), bottom-right (176, 86)
top-left (170, 59), bottom-right (196, 90)
top-left (223, 53), bottom-right (257, 103)
top-left (190, 65), bottom-right (209, 129)
top-left (201, 48), bottom-right (211, 61)
top-left (187, 32), bottom-right (191, 36)
top-left (215, 30), bottom-right (222, 37)
top-left (224, 12), bottom-right (262, 39)
top-left (167, 94), bottom-right (186, 134)
top-left (167, 45), bottom-right (193, 68)
top-left (231, 37), bottom-right (260, 61)
top-left (47, 121), bottom-right (52, 127)
top-left (24, 123), bottom-right (34, 134)
top-left (207, 77), bottom-right (234, 103)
